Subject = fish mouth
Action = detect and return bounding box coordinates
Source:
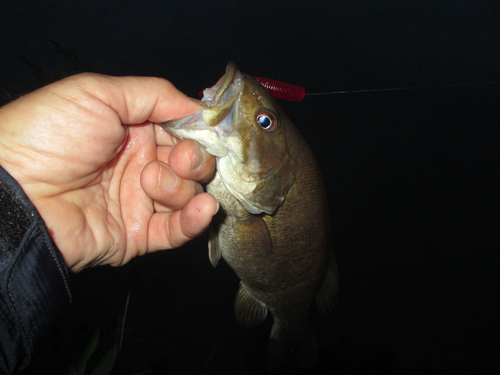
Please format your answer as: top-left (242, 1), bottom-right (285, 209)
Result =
top-left (210, 61), bottom-right (238, 105)
top-left (160, 62), bottom-right (243, 158)
top-left (200, 62), bottom-right (242, 127)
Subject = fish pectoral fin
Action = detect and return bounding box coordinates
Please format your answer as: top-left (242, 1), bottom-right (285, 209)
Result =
top-left (238, 214), bottom-right (273, 256)
top-left (315, 253), bottom-right (340, 314)
top-left (208, 226), bottom-right (222, 267)
top-left (234, 282), bottom-right (268, 326)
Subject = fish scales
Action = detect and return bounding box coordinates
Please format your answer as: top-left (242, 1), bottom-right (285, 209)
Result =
top-left (162, 62), bottom-right (338, 373)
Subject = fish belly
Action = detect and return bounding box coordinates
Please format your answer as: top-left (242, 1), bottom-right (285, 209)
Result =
top-left (207, 172), bottom-right (336, 373)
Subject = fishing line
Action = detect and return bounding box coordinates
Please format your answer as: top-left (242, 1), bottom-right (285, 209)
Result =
top-left (202, 76), bottom-right (500, 102)
top-left (305, 80), bottom-right (500, 96)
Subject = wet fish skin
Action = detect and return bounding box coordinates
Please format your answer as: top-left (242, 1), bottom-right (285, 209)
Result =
top-left (162, 62), bottom-right (338, 372)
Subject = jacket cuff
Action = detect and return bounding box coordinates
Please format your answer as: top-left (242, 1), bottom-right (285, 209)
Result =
top-left (0, 165), bottom-right (72, 373)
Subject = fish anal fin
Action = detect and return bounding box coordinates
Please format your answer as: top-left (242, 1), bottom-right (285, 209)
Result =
top-left (315, 253), bottom-right (340, 314)
top-left (234, 282), bottom-right (268, 327)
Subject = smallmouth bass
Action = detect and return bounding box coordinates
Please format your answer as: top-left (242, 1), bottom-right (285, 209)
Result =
top-left (162, 62), bottom-right (339, 372)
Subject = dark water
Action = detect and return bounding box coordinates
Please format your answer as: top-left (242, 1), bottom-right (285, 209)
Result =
top-left (20, 85), bottom-right (500, 375)
top-left (3, 0), bottom-right (499, 374)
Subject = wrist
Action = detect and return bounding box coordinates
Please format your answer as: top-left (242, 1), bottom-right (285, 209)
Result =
top-left (0, 164), bottom-right (72, 372)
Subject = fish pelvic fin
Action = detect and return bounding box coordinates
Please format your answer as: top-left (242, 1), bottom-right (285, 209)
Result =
top-left (315, 253), bottom-right (340, 314)
top-left (208, 226), bottom-right (222, 267)
top-left (234, 282), bottom-right (268, 326)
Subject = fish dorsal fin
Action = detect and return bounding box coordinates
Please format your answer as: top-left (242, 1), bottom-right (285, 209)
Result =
top-left (235, 282), bottom-right (268, 326)
top-left (315, 255), bottom-right (340, 314)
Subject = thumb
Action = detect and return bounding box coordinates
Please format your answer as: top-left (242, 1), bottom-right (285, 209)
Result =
top-left (65, 73), bottom-right (203, 124)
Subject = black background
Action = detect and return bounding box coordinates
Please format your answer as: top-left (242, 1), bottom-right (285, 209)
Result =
top-left (1, 1), bottom-right (499, 374)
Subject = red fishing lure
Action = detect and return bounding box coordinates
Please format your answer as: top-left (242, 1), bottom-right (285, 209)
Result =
top-left (199, 76), bottom-right (306, 101)
top-left (252, 76), bottom-right (305, 101)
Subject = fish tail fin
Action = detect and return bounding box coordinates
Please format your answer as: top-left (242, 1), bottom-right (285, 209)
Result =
top-left (315, 253), bottom-right (340, 314)
top-left (266, 325), bottom-right (318, 373)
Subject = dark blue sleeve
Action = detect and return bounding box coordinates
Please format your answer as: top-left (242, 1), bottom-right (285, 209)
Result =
top-left (0, 165), bottom-right (72, 374)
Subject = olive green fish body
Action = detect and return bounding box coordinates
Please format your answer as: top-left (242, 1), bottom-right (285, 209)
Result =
top-left (162, 62), bottom-right (338, 372)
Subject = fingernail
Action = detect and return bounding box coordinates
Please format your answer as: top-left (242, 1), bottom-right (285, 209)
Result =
top-left (191, 142), bottom-right (206, 172)
top-left (213, 201), bottom-right (220, 215)
top-left (158, 164), bottom-right (178, 192)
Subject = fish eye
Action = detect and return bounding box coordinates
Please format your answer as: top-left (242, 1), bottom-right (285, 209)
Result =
top-left (256, 112), bottom-right (277, 132)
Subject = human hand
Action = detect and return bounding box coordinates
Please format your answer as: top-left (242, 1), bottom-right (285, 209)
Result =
top-left (0, 73), bottom-right (217, 272)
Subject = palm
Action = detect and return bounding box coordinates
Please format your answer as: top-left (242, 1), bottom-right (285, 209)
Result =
top-left (0, 74), bottom-right (217, 272)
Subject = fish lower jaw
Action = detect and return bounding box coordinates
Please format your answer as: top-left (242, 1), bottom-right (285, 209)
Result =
top-left (169, 129), bottom-right (227, 158)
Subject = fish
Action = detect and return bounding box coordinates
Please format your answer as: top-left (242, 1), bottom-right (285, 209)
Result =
top-left (161, 62), bottom-right (339, 373)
